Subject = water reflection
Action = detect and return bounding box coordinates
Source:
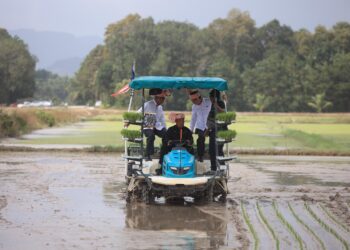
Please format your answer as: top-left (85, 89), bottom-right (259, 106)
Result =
top-left (125, 203), bottom-right (230, 249)
top-left (250, 164), bottom-right (350, 187)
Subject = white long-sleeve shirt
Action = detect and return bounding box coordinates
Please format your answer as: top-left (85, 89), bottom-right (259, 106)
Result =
top-left (138, 100), bottom-right (166, 130)
top-left (190, 97), bottom-right (212, 132)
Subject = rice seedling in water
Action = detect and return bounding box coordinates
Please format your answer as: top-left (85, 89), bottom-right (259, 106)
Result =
top-left (241, 201), bottom-right (259, 250)
top-left (288, 202), bottom-right (326, 250)
top-left (256, 201), bottom-right (280, 250)
top-left (304, 202), bottom-right (349, 250)
top-left (320, 204), bottom-right (350, 233)
top-left (273, 201), bottom-right (304, 250)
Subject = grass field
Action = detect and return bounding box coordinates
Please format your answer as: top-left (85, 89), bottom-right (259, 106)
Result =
top-left (5, 111), bottom-right (349, 154)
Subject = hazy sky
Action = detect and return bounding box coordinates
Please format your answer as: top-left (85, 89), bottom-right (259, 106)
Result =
top-left (1, 0), bottom-right (350, 37)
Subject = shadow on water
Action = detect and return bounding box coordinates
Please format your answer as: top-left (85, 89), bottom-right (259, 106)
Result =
top-left (125, 203), bottom-right (231, 249)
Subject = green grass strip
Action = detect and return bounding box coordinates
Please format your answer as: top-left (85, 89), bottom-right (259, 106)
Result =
top-left (241, 201), bottom-right (259, 250)
top-left (320, 204), bottom-right (350, 233)
top-left (256, 201), bottom-right (280, 250)
top-left (288, 202), bottom-right (326, 250)
top-left (305, 202), bottom-right (349, 250)
top-left (283, 129), bottom-right (338, 150)
top-left (273, 201), bottom-right (304, 250)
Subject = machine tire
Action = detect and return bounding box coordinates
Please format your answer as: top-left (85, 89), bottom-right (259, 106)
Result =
top-left (207, 184), bottom-right (214, 202)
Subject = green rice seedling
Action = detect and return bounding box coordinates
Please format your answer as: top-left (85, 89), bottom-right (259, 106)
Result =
top-left (241, 201), bottom-right (259, 250)
top-left (320, 204), bottom-right (350, 233)
top-left (273, 201), bottom-right (304, 250)
top-left (288, 202), bottom-right (326, 250)
top-left (257, 201), bottom-right (280, 250)
top-left (216, 112), bottom-right (236, 123)
top-left (122, 112), bottom-right (143, 123)
top-left (305, 202), bottom-right (349, 250)
top-left (120, 129), bottom-right (142, 140)
top-left (217, 129), bottom-right (237, 141)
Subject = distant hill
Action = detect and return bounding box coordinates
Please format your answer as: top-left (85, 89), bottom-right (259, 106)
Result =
top-left (47, 57), bottom-right (82, 76)
top-left (9, 29), bottom-right (102, 76)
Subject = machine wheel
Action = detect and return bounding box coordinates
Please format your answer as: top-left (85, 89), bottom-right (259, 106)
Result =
top-left (218, 193), bottom-right (227, 202)
top-left (200, 184), bottom-right (213, 203)
top-left (207, 184), bottom-right (214, 202)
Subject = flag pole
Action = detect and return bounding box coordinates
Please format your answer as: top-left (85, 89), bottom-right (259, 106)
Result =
top-left (125, 61), bottom-right (136, 177)
top-left (127, 61), bottom-right (136, 112)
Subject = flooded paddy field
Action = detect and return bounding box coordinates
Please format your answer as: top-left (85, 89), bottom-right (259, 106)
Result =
top-left (0, 152), bottom-right (350, 249)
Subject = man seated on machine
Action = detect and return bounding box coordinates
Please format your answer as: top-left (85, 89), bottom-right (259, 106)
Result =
top-left (159, 112), bottom-right (194, 167)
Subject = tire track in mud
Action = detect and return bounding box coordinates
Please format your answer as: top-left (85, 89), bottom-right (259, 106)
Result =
top-left (305, 202), bottom-right (349, 250)
top-left (0, 195), bottom-right (10, 224)
top-left (228, 199), bottom-right (250, 250)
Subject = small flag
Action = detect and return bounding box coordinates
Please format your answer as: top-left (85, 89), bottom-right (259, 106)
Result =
top-left (111, 84), bottom-right (130, 97)
top-left (111, 62), bottom-right (135, 97)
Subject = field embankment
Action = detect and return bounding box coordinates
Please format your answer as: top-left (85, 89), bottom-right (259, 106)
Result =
top-left (0, 108), bottom-right (349, 155)
top-left (0, 107), bottom-right (123, 138)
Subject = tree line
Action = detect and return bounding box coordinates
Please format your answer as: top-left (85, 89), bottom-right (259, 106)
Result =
top-left (1, 9), bottom-right (350, 112)
top-left (0, 29), bottom-right (36, 104)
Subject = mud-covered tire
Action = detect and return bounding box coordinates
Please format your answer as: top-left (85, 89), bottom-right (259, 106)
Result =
top-left (197, 185), bottom-right (214, 203)
top-left (142, 186), bottom-right (154, 204)
top-left (218, 193), bottom-right (227, 202)
top-left (206, 184), bottom-right (214, 202)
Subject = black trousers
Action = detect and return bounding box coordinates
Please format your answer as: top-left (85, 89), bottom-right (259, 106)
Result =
top-left (144, 128), bottom-right (166, 157)
top-left (208, 128), bottom-right (218, 171)
top-left (195, 128), bottom-right (206, 158)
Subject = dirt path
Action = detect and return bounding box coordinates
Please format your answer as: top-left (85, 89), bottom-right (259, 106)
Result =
top-left (0, 152), bottom-right (349, 249)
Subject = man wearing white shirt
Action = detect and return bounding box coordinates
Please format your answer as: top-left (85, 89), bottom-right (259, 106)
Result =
top-left (137, 89), bottom-right (167, 161)
top-left (189, 90), bottom-right (212, 162)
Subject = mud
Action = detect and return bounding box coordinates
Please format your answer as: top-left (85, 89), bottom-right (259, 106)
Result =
top-left (0, 152), bottom-right (350, 249)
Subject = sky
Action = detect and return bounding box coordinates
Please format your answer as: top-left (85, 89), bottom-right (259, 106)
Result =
top-left (1, 0), bottom-right (350, 38)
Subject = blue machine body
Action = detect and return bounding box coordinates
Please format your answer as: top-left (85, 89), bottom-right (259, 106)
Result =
top-left (162, 147), bottom-right (196, 178)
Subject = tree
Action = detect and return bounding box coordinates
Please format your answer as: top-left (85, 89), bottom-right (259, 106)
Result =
top-left (0, 28), bottom-right (36, 104)
top-left (34, 70), bottom-right (70, 104)
top-left (256, 19), bottom-right (295, 56)
top-left (70, 45), bottom-right (105, 104)
top-left (308, 93), bottom-right (332, 113)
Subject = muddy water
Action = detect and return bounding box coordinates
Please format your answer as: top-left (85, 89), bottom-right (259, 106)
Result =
top-left (0, 152), bottom-right (237, 250)
top-left (1, 152), bottom-right (350, 249)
